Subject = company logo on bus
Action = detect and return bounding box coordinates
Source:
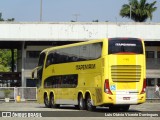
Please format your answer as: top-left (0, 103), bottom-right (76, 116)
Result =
top-left (115, 43), bottom-right (136, 47)
top-left (76, 64), bottom-right (96, 70)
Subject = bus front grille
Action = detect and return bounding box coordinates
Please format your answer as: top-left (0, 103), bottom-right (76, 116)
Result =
top-left (111, 65), bottom-right (141, 82)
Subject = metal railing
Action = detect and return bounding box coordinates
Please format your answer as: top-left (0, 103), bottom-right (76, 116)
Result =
top-left (146, 87), bottom-right (160, 99)
top-left (0, 87), bottom-right (159, 101)
top-left (0, 87), bottom-right (37, 101)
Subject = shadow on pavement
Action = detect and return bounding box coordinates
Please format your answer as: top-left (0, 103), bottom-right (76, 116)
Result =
top-left (36, 105), bottom-right (141, 112)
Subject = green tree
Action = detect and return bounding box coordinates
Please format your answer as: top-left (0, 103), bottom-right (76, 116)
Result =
top-left (0, 13), bottom-right (15, 21)
top-left (7, 18), bottom-right (15, 21)
top-left (0, 49), bottom-right (17, 72)
top-left (120, 0), bottom-right (157, 22)
top-left (0, 49), bottom-right (11, 72)
top-left (92, 20), bottom-right (99, 22)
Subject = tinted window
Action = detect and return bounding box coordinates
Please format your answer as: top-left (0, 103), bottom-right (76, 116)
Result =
top-left (146, 78), bottom-right (155, 86)
top-left (157, 79), bottom-right (160, 86)
top-left (108, 39), bottom-right (143, 54)
top-left (38, 52), bottom-right (46, 66)
top-left (157, 51), bottom-right (160, 58)
top-left (46, 42), bottom-right (102, 68)
top-left (37, 52), bottom-right (46, 88)
top-left (44, 74), bottom-right (78, 88)
top-left (146, 51), bottom-right (154, 58)
top-left (27, 51), bottom-right (41, 58)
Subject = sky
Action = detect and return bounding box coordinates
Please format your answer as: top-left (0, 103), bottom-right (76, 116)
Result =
top-left (0, 0), bottom-right (159, 22)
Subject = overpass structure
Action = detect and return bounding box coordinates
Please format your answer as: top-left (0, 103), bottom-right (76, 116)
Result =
top-left (0, 22), bottom-right (160, 88)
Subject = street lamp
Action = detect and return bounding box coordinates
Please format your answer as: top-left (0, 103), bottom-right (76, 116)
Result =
top-left (40, 0), bottom-right (43, 21)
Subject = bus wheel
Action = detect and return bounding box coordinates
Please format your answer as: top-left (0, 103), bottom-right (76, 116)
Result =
top-left (78, 94), bottom-right (86, 110)
top-left (50, 94), bottom-right (59, 108)
top-left (44, 94), bottom-right (51, 108)
top-left (86, 95), bottom-right (96, 111)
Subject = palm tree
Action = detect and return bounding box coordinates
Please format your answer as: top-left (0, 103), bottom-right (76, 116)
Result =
top-left (120, 0), bottom-right (157, 22)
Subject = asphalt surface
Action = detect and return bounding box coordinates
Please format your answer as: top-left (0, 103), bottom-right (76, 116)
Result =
top-left (0, 102), bottom-right (159, 120)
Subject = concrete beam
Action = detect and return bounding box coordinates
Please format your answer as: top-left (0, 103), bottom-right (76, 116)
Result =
top-left (0, 22), bottom-right (160, 41)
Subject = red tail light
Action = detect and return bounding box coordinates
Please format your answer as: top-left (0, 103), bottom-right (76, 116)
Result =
top-left (140, 79), bottom-right (146, 94)
top-left (104, 79), bottom-right (112, 95)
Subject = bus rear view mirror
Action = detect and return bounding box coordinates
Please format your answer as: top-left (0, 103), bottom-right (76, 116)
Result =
top-left (31, 67), bottom-right (39, 79)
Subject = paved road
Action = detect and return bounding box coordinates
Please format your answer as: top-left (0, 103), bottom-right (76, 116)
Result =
top-left (0, 102), bottom-right (160, 111)
top-left (0, 102), bottom-right (159, 120)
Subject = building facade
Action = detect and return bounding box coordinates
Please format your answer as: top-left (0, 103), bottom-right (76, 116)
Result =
top-left (0, 22), bottom-right (160, 93)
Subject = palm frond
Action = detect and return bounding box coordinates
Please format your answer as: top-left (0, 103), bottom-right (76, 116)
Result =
top-left (119, 0), bottom-right (157, 22)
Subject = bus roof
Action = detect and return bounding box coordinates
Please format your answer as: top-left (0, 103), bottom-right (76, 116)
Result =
top-left (40, 38), bottom-right (105, 54)
top-left (40, 37), bottom-right (143, 54)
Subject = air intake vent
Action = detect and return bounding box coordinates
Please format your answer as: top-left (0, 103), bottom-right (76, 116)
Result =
top-left (111, 65), bottom-right (141, 82)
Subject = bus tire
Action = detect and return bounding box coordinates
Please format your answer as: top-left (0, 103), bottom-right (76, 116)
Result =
top-left (50, 94), bottom-right (59, 108)
top-left (44, 94), bottom-right (51, 108)
top-left (78, 94), bottom-right (86, 110)
top-left (86, 94), bottom-right (96, 111)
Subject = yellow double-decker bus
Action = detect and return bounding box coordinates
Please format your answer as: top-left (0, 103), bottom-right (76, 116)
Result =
top-left (32, 38), bottom-right (146, 111)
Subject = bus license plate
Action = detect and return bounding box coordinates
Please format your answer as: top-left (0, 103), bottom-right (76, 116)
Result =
top-left (123, 97), bottom-right (130, 100)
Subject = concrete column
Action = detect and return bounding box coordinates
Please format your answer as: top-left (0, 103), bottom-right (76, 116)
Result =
top-left (21, 41), bottom-right (26, 87)
top-left (155, 51), bottom-right (157, 59)
top-left (21, 41), bottom-right (26, 101)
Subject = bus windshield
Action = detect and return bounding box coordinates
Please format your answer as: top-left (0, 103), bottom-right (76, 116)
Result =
top-left (108, 39), bottom-right (143, 54)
